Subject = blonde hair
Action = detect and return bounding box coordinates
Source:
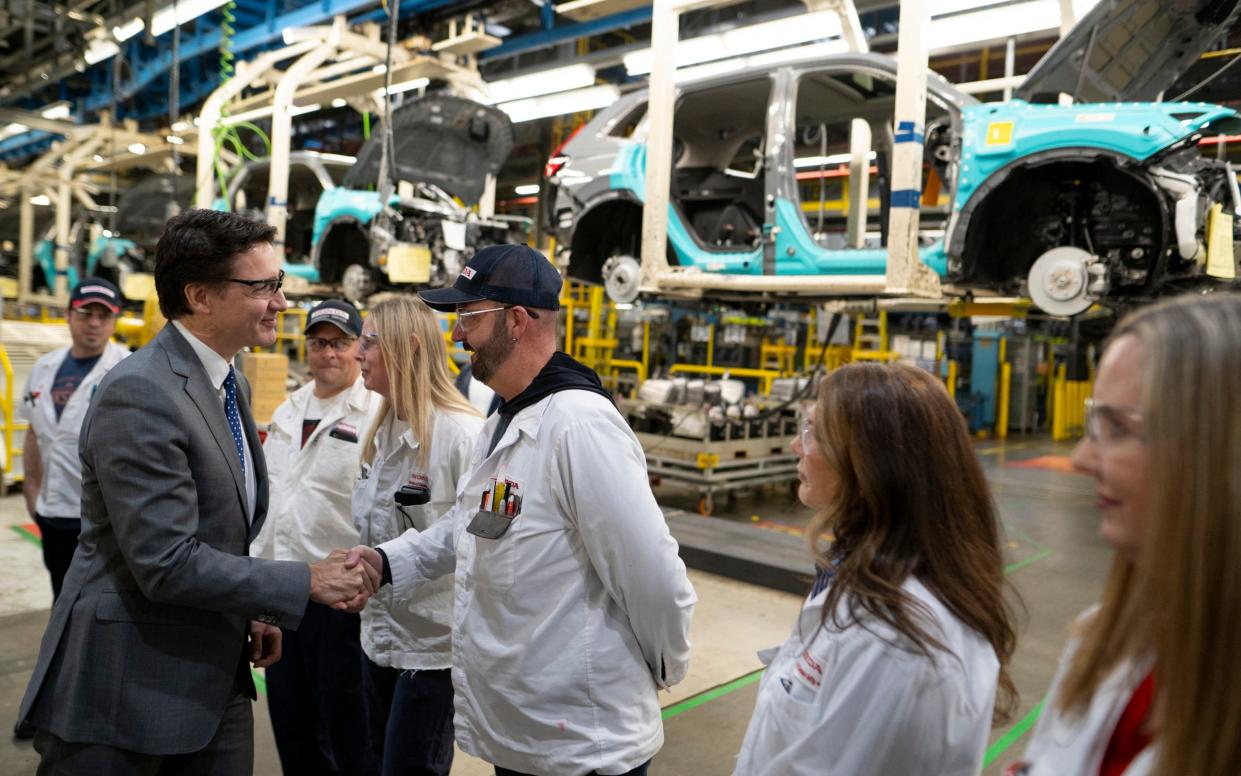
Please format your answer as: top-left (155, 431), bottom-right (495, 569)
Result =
top-left (1057, 293), bottom-right (1241, 775)
top-left (360, 295), bottom-right (480, 468)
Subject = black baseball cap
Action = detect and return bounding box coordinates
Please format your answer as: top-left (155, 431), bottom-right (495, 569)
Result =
top-left (419, 244), bottom-right (561, 312)
top-left (305, 299), bottom-right (362, 337)
top-left (70, 276), bottom-right (121, 313)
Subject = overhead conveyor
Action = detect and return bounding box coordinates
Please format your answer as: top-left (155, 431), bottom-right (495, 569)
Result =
top-left (12, 114), bottom-right (198, 306)
top-left (193, 15), bottom-right (484, 254)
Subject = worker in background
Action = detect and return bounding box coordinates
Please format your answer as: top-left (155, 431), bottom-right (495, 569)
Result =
top-left (17, 210), bottom-right (377, 774)
top-left (12, 277), bottom-right (129, 741)
top-left (19, 277), bottom-right (129, 602)
top-left (733, 363), bottom-right (1018, 775)
top-left (353, 295), bottom-right (482, 776)
top-left (1009, 294), bottom-right (1241, 776)
top-left (347, 244), bottom-right (697, 776)
top-left (251, 299), bottom-right (380, 776)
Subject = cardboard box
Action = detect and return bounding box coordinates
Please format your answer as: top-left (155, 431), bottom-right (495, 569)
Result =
top-left (237, 352), bottom-right (287, 424)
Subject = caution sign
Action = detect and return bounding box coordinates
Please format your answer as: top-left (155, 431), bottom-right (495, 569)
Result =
top-left (984, 121), bottom-right (1014, 147)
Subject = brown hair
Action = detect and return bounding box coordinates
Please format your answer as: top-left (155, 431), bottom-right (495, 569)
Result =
top-left (807, 362), bottom-right (1018, 724)
top-left (1056, 293), bottom-right (1241, 775)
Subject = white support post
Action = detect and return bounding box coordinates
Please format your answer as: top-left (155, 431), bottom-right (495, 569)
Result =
top-left (1003, 36), bottom-right (1016, 101)
top-left (479, 174), bottom-right (496, 218)
top-left (55, 135), bottom-right (105, 302)
top-left (267, 32), bottom-right (339, 253)
top-left (638, 0), bottom-right (679, 291)
top-left (883, 0), bottom-right (940, 297)
top-left (195, 38), bottom-right (322, 208)
top-left (846, 118), bottom-right (871, 248)
top-left (804, 0), bottom-right (868, 53)
top-left (1058, 0), bottom-right (1075, 105)
top-left (18, 183), bottom-right (33, 302)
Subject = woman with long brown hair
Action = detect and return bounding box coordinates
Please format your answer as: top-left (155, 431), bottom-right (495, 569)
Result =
top-left (734, 362), bottom-right (1017, 775)
top-left (1011, 293), bottom-right (1241, 776)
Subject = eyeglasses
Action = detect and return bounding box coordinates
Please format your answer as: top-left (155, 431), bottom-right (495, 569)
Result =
top-left (306, 336), bottom-right (357, 353)
top-left (225, 269), bottom-right (285, 299)
top-left (358, 331), bottom-right (381, 354)
top-left (454, 304), bottom-right (541, 332)
top-left (69, 307), bottom-right (117, 322)
top-left (800, 419), bottom-right (817, 454)
top-left (1083, 399), bottom-right (1146, 446)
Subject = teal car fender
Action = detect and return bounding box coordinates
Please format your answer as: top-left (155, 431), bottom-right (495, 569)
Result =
top-left (953, 100), bottom-right (1234, 213)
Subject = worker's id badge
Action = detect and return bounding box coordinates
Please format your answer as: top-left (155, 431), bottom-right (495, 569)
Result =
top-left (467, 477), bottom-right (522, 540)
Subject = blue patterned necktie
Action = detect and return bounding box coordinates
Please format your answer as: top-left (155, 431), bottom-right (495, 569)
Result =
top-left (223, 366), bottom-right (246, 475)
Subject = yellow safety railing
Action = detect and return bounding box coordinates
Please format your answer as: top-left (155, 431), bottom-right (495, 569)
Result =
top-left (996, 337), bottom-right (1011, 440)
top-left (1, 344), bottom-right (28, 486)
top-left (272, 308), bottom-right (309, 362)
top-left (1051, 363), bottom-right (1092, 440)
top-left (760, 339), bottom-right (798, 375)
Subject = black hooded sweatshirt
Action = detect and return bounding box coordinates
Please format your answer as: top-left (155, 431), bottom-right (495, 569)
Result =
top-left (486, 351), bottom-right (614, 456)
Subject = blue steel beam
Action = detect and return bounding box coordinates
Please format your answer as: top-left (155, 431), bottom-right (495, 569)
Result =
top-left (479, 6), bottom-right (651, 61)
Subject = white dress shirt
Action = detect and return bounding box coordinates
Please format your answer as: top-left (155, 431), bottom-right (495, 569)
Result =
top-left (172, 320), bottom-right (256, 520)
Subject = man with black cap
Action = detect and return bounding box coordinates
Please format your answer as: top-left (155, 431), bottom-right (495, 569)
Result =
top-left (14, 277), bottom-right (129, 740)
top-left (347, 244), bottom-right (696, 776)
top-left (251, 299), bottom-right (380, 775)
top-left (19, 277), bottom-right (129, 601)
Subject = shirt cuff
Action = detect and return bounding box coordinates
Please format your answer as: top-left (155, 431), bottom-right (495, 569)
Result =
top-left (374, 547), bottom-right (393, 587)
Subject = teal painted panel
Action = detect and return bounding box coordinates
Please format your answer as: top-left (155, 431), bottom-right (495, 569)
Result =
top-left (312, 188), bottom-right (394, 247)
top-left (955, 100), bottom-right (1237, 212)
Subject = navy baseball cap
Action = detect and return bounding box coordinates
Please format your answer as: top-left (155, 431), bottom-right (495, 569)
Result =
top-left (305, 299), bottom-right (362, 336)
top-left (70, 276), bottom-right (121, 313)
top-left (420, 244), bottom-right (561, 312)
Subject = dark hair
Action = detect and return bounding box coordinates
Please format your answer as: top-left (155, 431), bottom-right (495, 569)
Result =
top-left (154, 209), bottom-right (277, 319)
top-left (808, 363), bottom-right (1019, 724)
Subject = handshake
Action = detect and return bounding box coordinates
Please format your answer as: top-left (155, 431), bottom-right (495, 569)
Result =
top-left (308, 546), bottom-right (388, 613)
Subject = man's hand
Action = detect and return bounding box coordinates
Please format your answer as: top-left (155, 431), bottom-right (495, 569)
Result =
top-left (310, 550), bottom-right (376, 613)
top-left (249, 621), bottom-right (282, 668)
top-left (345, 545), bottom-right (385, 586)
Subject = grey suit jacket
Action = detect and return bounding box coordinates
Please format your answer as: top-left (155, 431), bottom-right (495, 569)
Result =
top-left (18, 323), bottom-right (311, 755)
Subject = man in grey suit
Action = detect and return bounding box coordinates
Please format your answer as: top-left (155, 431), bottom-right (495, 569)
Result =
top-left (18, 209), bottom-right (378, 774)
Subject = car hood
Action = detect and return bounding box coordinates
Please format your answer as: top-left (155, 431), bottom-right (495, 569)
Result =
top-left (343, 94), bottom-right (513, 204)
top-left (1017, 0), bottom-right (1241, 103)
top-left (115, 174), bottom-right (196, 244)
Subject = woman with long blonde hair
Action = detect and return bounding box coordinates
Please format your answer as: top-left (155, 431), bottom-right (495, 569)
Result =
top-left (734, 362), bottom-right (1018, 775)
top-left (352, 295), bottom-right (482, 776)
top-left (1012, 293), bottom-right (1241, 776)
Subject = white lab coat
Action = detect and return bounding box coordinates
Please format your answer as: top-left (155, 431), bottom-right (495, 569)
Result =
top-left (355, 408), bottom-right (482, 670)
top-left (251, 377), bottom-right (379, 562)
top-left (1016, 607), bottom-right (1156, 776)
top-left (378, 389), bottom-right (697, 776)
top-left (733, 577), bottom-right (999, 776)
top-left (19, 342), bottom-right (129, 518)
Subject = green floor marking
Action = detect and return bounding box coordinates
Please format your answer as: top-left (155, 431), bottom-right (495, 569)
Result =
top-left (252, 669), bottom-right (266, 695)
top-left (661, 668), bottom-right (764, 721)
top-left (983, 699), bottom-right (1044, 767)
top-left (1004, 548), bottom-right (1052, 575)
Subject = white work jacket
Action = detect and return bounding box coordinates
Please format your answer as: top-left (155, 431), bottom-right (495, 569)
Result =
top-left (355, 408), bottom-right (482, 671)
top-left (19, 342), bottom-right (129, 518)
top-left (734, 577), bottom-right (999, 776)
top-left (251, 377), bottom-right (378, 563)
top-left (378, 390), bottom-right (697, 776)
top-left (1016, 608), bottom-right (1156, 776)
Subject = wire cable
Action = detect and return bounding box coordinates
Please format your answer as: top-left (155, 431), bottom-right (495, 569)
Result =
top-left (1172, 50), bottom-right (1241, 102)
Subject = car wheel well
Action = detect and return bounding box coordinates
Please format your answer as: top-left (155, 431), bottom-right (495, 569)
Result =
top-left (956, 157), bottom-right (1168, 292)
top-left (317, 220), bottom-right (370, 284)
top-left (568, 200), bottom-right (644, 284)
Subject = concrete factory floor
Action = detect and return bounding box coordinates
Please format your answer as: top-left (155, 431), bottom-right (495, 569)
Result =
top-left (0, 436), bottom-right (1106, 776)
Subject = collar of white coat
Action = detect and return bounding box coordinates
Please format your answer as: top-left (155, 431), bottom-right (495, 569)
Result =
top-left (274, 375), bottom-right (371, 430)
top-left (481, 392), bottom-right (553, 456)
top-left (171, 319), bottom-right (232, 392)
